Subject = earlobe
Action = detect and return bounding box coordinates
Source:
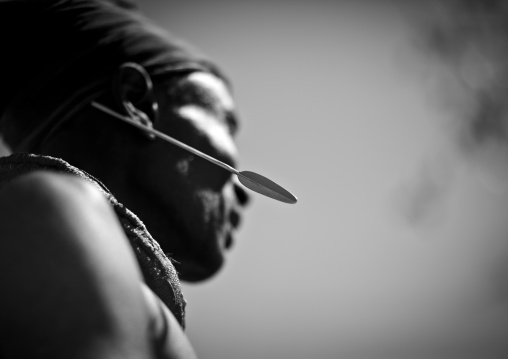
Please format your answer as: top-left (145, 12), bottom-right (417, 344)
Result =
top-left (123, 101), bottom-right (156, 140)
top-left (113, 62), bottom-right (159, 129)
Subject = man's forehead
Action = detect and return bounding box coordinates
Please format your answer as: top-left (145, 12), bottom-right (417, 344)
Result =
top-left (163, 71), bottom-right (239, 134)
top-left (186, 72), bottom-right (234, 111)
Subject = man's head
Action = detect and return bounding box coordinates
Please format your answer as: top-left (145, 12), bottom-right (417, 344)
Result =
top-left (95, 64), bottom-right (250, 282)
top-left (0, 0), bottom-right (249, 281)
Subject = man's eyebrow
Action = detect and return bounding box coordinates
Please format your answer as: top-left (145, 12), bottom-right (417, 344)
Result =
top-left (200, 91), bottom-right (239, 134)
top-left (187, 95), bottom-right (239, 134)
top-left (188, 89), bottom-right (240, 134)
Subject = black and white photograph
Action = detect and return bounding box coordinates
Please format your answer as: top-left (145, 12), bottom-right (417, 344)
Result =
top-left (1, 1), bottom-right (508, 358)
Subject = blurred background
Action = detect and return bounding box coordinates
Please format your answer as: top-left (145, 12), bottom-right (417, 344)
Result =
top-left (3, 0), bottom-right (508, 358)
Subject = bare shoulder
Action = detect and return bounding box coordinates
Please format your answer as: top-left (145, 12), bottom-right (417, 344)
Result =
top-left (0, 171), bottom-right (199, 358)
top-left (0, 170), bottom-right (120, 242)
top-left (0, 171), bottom-right (153, 358)
top-left (0, 169), bottom-right (137, 283)
top-left (0, 170), bottom-right (107, 213)
top-left (0, 169), bottom-right (135, 280)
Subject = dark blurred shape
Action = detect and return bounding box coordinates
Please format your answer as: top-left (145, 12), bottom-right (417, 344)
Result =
top-left (395, 157), bottom-right (453, 229)
top-left (418, 0), bottom-right (508, 153)
top-left (411, 0), bottom-right (508, 310)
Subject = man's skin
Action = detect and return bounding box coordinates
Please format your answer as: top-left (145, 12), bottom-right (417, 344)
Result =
top-left (0, 66), bottom-right (248, 357)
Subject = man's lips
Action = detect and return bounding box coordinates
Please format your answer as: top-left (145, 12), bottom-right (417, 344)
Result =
top-left (225, 232), bottom-right (234, 249)
top-left (229, 210), bottom-right (241, 229)
top-left (224, 209), bottom-right (242, 249)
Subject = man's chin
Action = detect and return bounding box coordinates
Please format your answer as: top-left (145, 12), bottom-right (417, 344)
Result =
top-left (174, 255), bottom-right (225, 282)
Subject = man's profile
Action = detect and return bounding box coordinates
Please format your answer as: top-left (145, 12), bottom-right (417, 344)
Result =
top-left (0, 0), bottom-right (249, 357)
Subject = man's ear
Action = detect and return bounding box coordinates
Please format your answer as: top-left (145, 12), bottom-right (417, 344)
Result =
top-left (112, 62), bottom-right (159, 127)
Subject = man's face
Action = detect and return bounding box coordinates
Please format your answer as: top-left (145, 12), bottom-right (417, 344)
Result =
top-left (129, 71), bottom-right (249, 282)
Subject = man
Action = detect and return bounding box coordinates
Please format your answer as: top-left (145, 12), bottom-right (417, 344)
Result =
top-left (0, 0), bottom-right (248, 357)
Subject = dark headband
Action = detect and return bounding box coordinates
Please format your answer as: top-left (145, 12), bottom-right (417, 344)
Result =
top-left (0, 0), bottom-right (226, 152)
